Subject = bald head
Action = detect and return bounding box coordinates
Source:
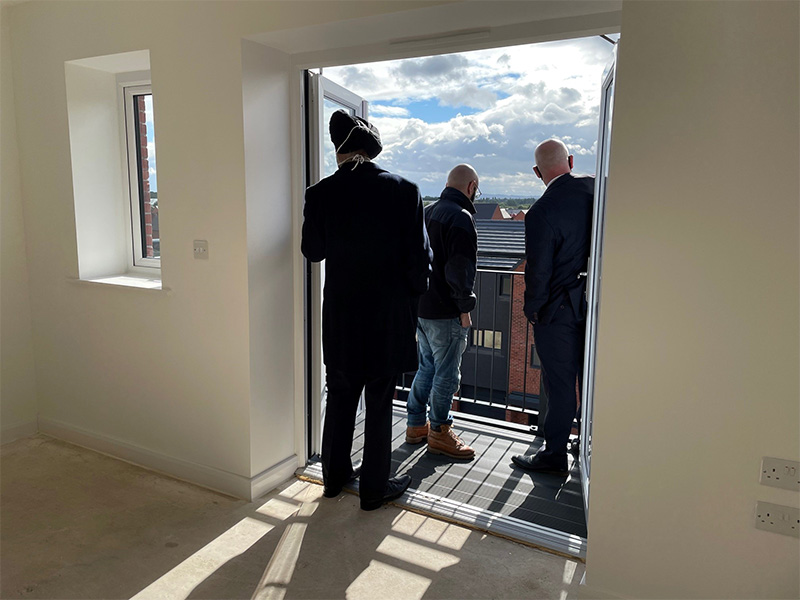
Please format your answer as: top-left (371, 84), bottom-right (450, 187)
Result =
top-left (533, 139), bottom-right (573, 185)
top-left (446, 164), bottom-right (480, 201)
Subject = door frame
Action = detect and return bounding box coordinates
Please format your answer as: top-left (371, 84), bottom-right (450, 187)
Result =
top-left (580, 48), bottom-right (617, 518)
top-left (289, 10), bottom-right (621, 482)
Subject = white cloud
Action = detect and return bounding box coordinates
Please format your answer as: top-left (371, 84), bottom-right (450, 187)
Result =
top-left (324, 36), bottom-right (613, 196)
top-left (438, 84), bottom-right (498, 109)
top-left (370, 104), bottom-right (410, 117)
top-left (395, 54), bottom-right (469, 80)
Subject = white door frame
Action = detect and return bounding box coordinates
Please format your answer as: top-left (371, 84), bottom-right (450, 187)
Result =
top-left (580, 48), bottom-right (617, 519)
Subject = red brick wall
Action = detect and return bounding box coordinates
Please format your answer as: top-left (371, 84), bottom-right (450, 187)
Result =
top-left (136, 96), bottom-right (154, 259)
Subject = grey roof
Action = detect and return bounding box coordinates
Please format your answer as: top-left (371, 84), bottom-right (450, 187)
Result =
top-left (475, 220), bottom-right (526, 271)
top-left (477, 256), bottom-right (522, 270)
top-left (474, 203), bottom-right (499, 220)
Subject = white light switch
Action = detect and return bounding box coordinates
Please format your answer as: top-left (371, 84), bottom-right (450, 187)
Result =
top-left (193, 239), bottom-right (209, 260)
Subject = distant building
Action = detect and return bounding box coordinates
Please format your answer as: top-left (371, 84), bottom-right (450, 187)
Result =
top-left (474, 203), bottom-right (504, 220)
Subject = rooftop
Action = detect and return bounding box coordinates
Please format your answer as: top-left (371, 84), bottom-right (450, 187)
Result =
top-left (476, 220), bottom-right (525, 270)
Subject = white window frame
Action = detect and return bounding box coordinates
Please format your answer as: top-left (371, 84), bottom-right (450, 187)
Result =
top-left (121, 82), bottom-right (160, 270)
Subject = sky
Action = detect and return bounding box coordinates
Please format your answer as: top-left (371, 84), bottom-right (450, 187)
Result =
top-left (324, 35), bottom-right (617, 199)
top-left (144, 95), bottom-right (157, 194)
top-left (144, 94), bottom-right (158, 193)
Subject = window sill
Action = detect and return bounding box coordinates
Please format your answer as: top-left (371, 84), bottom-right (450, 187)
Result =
top-left (69, 273), bottom-right (169, 293)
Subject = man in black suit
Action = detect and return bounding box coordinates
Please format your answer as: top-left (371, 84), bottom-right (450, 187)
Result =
top-left (513, 139), bottom-right (594, 475)
top-left (301, 110), bottom-right (432, 510)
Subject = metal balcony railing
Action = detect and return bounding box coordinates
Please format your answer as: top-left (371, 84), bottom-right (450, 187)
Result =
top-left (396, 263), bottom-right (546, 430)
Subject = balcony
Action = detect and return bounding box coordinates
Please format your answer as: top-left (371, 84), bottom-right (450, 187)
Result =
top-left (304, 243), bottom-right (587, 559)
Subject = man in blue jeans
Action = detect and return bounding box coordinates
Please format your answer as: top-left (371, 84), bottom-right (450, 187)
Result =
top-left (405, 164), bottom-right (479, 460)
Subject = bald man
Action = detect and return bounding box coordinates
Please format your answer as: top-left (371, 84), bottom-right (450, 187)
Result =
top-left (405, 164), bottom-right (479, 460)
top-left (513, 139), bottom-right (594, 475)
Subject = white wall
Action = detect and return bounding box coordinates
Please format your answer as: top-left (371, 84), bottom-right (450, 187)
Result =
top-left (241, 40), bottom-right (296, 481)
top-left (3, 0), bottom-right (443, 497)
top-left (1, 6), bottom-right (38, 443)
top-left (64, 62), bottom-right (129, 279)
top-left (584, 1), bottom-right (799, 598)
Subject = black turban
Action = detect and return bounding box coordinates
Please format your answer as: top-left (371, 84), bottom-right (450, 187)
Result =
top-left (329, 109), bottom-right (382, 159)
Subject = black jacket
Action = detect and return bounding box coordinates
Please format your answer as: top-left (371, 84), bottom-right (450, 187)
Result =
top-left (301, 161), bottom-right (432, 377)
top-left (524, 173), bottom-right (594, 325)
top-left (418, 187), bottom-right (478, 319)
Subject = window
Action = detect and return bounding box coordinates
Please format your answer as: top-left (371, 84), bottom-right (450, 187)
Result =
top-left (499, 275), bottom-right (512, 296)
top-left (530, 344), bottom-right (541, 368)
top-left (471, 329), bottom-right (503, 350)
top-left (123, 85), bottom-right (159, 267)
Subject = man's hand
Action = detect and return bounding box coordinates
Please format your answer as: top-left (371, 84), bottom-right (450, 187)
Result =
top-left (460, 312), bottom-right (472, 328)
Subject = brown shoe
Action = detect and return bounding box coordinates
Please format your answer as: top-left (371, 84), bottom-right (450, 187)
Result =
top-left (427, 425), bottom-right (475, 459)
top-left (406, 422), bottom-right (429, 444)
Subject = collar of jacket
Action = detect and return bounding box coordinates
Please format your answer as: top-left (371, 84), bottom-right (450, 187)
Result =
top-left (439, 186), bottom-right (477, 214)
top-left (335, 160), bottom-right (382, 173)
top-left (542, 171), bottom-right (575, 195)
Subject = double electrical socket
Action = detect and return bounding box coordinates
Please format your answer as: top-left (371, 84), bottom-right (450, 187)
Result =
top-left (760, 457), bottom-right (800, 491)
top-left (755, 501), bottom-right (799, 538)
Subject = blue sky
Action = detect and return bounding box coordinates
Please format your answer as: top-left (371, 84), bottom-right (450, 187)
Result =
top-left (390, 95), bottom-right (509, 124)
top-left (325, 36), bottom-right (617, 198)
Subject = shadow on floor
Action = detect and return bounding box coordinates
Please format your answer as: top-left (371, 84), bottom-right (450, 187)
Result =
top-left (349, 409), bottom-right (587, 537)
top-left (1, 435), bottom-right (584, 600)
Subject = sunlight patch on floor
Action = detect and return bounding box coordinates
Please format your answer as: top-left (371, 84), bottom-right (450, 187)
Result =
top-left (251, 522), bottom-right (309, 600)
top-left (391, 511), bottom-right (471, 551)
top-left (376, 535), bottom-right (460, 571)
top-left (346, 560), bottom-right (431, 600)
top-left (257, 497), bottom-right (304, 521)
top-left (130, 517), bottom-right (274, 600)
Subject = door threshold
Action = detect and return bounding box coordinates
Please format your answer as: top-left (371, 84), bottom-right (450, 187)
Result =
top-left (298, 462), bottom-right (586, 561)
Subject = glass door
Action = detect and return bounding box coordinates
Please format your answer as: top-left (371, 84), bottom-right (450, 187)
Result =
top-left (305, 72), bottom-right (368, 459)
top-left (580, 49), bottom-right (616, 517)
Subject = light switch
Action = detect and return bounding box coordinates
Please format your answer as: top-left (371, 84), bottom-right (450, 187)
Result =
top-left (193, 240), bottom-right (209, 260)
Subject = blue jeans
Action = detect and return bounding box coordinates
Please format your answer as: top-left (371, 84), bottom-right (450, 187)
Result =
top-left (406, 317), bottom-right (470, 429)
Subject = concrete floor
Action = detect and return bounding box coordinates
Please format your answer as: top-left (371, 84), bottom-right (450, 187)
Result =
top-left (1, 435), bottom-right (584, 600)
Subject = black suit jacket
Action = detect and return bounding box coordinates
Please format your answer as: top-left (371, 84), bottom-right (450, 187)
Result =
top-left (301, 161), bottom-right (432, 377)
top-left (524, 173), bottom-right (594, 325)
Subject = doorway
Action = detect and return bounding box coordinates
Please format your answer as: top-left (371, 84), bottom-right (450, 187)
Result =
top-left (301, 34), bottom-right (617, 558)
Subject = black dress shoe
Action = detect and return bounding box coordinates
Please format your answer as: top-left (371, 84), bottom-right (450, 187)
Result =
top-left (569, 438), bottom-right (580, 456)
top-left (360, 474), bottom-right (412, 511)
top-left (511, 453), bottom-right (568, 476)
top-left (323, 464), bottom-right (362, 498)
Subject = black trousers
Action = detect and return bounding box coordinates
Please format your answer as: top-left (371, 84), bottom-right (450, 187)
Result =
top-left (534, 312), bottom-right (585, 460)
top-left (321, 369), bottom-right (396, 503)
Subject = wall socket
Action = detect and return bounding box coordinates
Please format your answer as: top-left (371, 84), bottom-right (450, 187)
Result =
top-left (755, 501), bottom-right (799, 538)
top-left (193, 240), bottom-right (209, 260)
top-left (760, 457), bottom-right (800, 491)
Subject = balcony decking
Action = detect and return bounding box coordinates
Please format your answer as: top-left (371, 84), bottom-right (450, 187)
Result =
top-left (303, 407), bottom-right (587, 556)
